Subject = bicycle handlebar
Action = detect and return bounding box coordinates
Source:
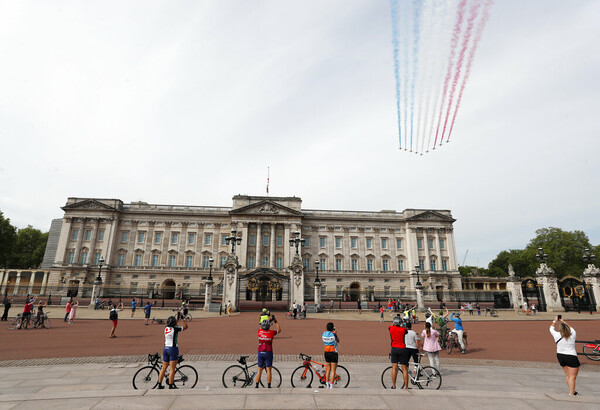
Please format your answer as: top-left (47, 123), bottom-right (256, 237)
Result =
top-left (299, 353), bottom-right (311, 361)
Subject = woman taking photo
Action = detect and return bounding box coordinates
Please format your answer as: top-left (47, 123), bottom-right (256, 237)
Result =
top-left (549, 316), bottom-right (580, 396)
top-left (421, 322), bottom-right (442, 371)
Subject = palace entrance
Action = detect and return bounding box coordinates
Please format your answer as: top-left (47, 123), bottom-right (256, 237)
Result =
top-left (349, 282), bottom-right (361, 302)
top-left (238, 268), bottom-right (290, 311)
top-left (558, 276), bottom-right (595, 312)
top-left (521, 277), bottom-right (546, 312)
top-left (162, 279), bottom-right (176, 299)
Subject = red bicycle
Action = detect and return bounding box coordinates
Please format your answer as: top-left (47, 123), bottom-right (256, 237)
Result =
top-left (290, 353), bottom-right (350, 388)
top-left (582, 340), bottom-right (600, 361)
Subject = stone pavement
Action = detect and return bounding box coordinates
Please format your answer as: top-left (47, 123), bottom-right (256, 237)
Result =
top-left (0, 359), bottom-right (598, 409)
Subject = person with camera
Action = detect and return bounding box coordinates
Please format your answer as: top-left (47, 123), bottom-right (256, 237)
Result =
top-left (156, 315), bottom-right (188, 389)
top-left (109, 302), bottom-right (124, 338)
top-left (255, 315), bottom-right (281, 388)
top-left (322, 322), bottom-right (340, 388)
top-left (388, 315), bottom-right (409, 389)
top-left (450, 310), bottom-right (466, 354)
top-left (550, 315), bottom-right (580, 396)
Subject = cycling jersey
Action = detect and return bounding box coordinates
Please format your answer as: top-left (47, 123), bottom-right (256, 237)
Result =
top-left (164, 325), bottom-right (183, 347)
top-left (389, 326), bottom-right (407, 348)
top-left (23, 303), bottom-right (33, 313)
top-left (322, 330), bottom-right (338, 353)
top-left (258, 329), bottom-right (278, 352)
top-left (259, 314), bottom-right (270, 324)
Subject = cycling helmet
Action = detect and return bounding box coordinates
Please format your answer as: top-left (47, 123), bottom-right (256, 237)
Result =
top-left (425, 312), bottom-right (431, 318)
top-left (454, 312), bottom-right (461, 318)
top-left (166, 316), bottom-right (177, 327)
top-left (260, 319), bottom-right (271, 330)
top-left (392, 316), bottom-right (402, 326)
top-left (262, 308), bottom-right (268, 314)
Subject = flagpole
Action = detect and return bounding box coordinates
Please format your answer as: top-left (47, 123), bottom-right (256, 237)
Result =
top-left (266, 167), bottom-right (270, 196)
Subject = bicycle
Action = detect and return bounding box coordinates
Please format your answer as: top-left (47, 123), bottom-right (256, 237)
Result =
top-left (132, 353), bottom-right (198, 389)
top-left (222, 355), bottom-right (282, 388)
top-left (173, 309), bottom-right (192, 322)
top-left (381, 353), bottom-right (442, 390)
top-left (7, 314), bottom-right (31, 330)
top-left (32, 313), bottom-right (51, 329)
top-left (582, 340), bottom-right (600, 361)
top-left (290, 353), bottom-right (350, 388)
top-left (151, 317), bottom-right (165, 325)
top-left (446, 330), bottom-right (468, 353)
top-left (485, 308), bottom-right (498, 317)
top-left (286, 311), bottom-right (306, 320)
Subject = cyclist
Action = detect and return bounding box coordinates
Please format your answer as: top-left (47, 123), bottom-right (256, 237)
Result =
top-left (259, 308), bottom-right (274, 324)
top-left (450, 311), bottom-right (466, 354)
top-left (292, 301), bottom-right (298, 319)
top-left (20, 297), bottom-right (36, 329)
top-left (388, 316), bottom-right (409, 389)
top-left (322, 322), bottom-right (339, 389)
top-left (434, 308), bottom-right (449, 349)
top-left (157, 316), bottom-right (188, 389)
top-left (255, 317), bottom-right (281, 388)
top-left (404, 322), bottom-right (420, 376)
top-left (35, 300), bottom-right (47, 328)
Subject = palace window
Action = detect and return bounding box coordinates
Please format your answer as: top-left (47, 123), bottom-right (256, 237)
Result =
top-left (431, 260), bottom-right (437, 271)
top-left (351, 259), bottom-right (358, 271)
top-left (220, 256), bottom-right (227, 267)
top-left (135, 254), bottom-right (142, 266)
top-left (429, 239), bottom-right (434, 249)
top-left (121, 232), bottom-right (128, 243)
top-left (383, 259), bottom-right (389, 271)
top-left (419, 259), bottom-right (425, 271)
top-left (248, 256), bottom-right (255, 269)
top-left (381, 238), bottom-right (388, 249)
top-left (304, 237), bottom-right (310, 247)
top-left (222, 235), bottom-right (228, 246)
top-left (249, 235), bottom-right (255, 246)
top-left (152, 255), bottom-right (159, 267)
top-left (80, 252), bottom-right (88, 265)
top-left (335, 259), bottom-right (342, 271)
top-left (319, 237), bottom-right (326, 248)
top-left (396, 238), bottom-right (402, 249)
top-left (188, 233), bottom-right (195, 245)
top-left (84, 230), bottom-right (91, 241)
top-left (303, 258), bottom-right (310, 270)
top-left (276, 257), bottom-right (283, 269)
top-left (263, 235), bottom-right (269, 247)
top-left (439, 239), bottom-right (445, 249)
top-left (168, 255), bottom-right (176, 267)
top-left (398, 259), bottom-right (404, 272)
top-left (155, 232), bottom-right (162, 243)
top-left (204, 234), bottom-right (211, 246)
top-left (417, 239), bottom-right (423, 249)
top-left (262, 257), bottom-right (269, 267)
top-left (118, 254), bottom-right (125, 266)
top-left (320, 258), bottom-right (326, 271)
top-left (98, 230), bottom-right (105, 241)
top-left (72, 229), bottom-right (79, 241)
top-left (138, 232), bottom-right (145, 243)
top-left (67, 252), bottom-right (74, 264)
top-left (202, 256), bottom-right (210, 268)
top-left (366, 238), bottom-right (373, 249)
top-left (186, 256), bottom-right (193, 268)
top-left (351, 237), bottom-right (357, 249)
top-left (277, 236), bottom-right (283, 247)
top-left (367, 259), bottom-right (373, 271)
top-left (172, 233), bottom-right (179, 245)
top-left (335, 237), bottom-right (341, 248)
top-left (442, 260), bottom-right (448, 271)
top-left (94, 252), bottom-right (101, 265)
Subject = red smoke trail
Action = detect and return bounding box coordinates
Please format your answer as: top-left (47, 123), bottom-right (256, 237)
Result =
top-left (447, 1), bottom-right (493, 142)
top-left (440, 0), bottom-right (481, 145)
top-left (433, 0), bottom-right (467, 147)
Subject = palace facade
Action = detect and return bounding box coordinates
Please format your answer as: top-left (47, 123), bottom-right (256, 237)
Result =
top-left (36, 195), bottom-right (462, 309)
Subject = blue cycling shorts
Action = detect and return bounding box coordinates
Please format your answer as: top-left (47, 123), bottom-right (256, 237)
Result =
top-left (163, 346), bottom-right (179, 363)
top-left (257, 351), bottom-right (273, 368)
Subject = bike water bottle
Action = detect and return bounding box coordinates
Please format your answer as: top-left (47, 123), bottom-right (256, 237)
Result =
top-left (250, 371), bottom-right (257, 381)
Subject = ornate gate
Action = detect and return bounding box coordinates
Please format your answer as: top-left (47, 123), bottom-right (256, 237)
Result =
top-left (521, 277), bottom-right (546, 312)
top-left (558, 276), bottom-right (594, 312)
top-left (237, 268), bottom-right (290, 310)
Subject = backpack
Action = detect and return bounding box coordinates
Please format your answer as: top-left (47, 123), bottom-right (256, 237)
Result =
top-left (109, 309), bottom-right (118, 320)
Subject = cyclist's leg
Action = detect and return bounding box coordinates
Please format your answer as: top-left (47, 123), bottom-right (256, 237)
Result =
top-left (324, 362), bottom-right (331, 385)
top-left (391, 363), bottom-right (398, 388)
top-left (330, 362), bottom-right (338, 386)
top-left (158, 361), bottom-right (169, 386)
top-left (168, 361), bottom-right (177, 385)
top-left (456, 330), bottom-right (465, 350)
top-left (400, 364), bottom-right (409, 389)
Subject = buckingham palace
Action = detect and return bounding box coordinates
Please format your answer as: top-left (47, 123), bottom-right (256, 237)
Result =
top-left (30, 195), bottom-right (463, 310)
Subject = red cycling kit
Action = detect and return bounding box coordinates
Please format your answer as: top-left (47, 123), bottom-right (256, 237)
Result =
top-left (389, 325), bottom-right (408, 365)
top-left (258, 329), bottom-right (278, 352)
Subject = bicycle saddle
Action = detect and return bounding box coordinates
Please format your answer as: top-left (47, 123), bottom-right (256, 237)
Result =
top-left (238, 355), bottom-right (249, 365)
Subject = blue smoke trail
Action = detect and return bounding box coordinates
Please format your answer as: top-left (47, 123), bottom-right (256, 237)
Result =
top-left (390, 0), bottom-right (402, 149)
top-left (401, 0), bottom-right (410, 150)
top-left (410, 0), bottom-right (422, 153)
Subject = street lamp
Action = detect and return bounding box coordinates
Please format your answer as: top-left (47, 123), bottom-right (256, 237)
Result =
top-left (536, 247), bottom-right (548, 265)
top-left (96, 256), bottom-right (105, 285)
top-left (314, 259), bottom-right (321, 284)
top-left (225, 229), bottom-right (242, 255)
top-left (208, 257), bottom-right (214, 281)
top-left (415, 264), bottom-right (422, 287)
top-left (583, 248), bottom-right (596, 314)
top-left (289, 231), bottom-right (305, 255)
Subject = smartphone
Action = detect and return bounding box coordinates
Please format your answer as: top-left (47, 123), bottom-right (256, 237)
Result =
top-left (557, 315), bottom-right (562, 320)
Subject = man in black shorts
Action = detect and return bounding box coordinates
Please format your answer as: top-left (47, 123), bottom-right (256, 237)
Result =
top-left (322, 322), bottom-right (340, 388)
top-left (388, 316), bottom-right (409, 389)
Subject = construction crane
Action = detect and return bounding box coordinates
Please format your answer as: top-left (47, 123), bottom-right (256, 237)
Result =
top-left (461, 249), bottom-right (469, 266)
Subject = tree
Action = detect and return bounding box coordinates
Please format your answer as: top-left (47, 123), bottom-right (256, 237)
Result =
top-left (0, 210), bottom-right (17, 267)
top-left (9, 226), bottom-right (49, 269)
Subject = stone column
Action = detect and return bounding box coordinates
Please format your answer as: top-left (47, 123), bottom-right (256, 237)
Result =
top-left (104, 217), bottom-right (119, 266)
top-left (256, 224), bottom-right (262, 266)
top-left (55, 217), bottom-right (73, 264)
top-left (583, 264), bottom-right (600, 311)
top-left (536, 264), bottom-right (563, 312)
top-left (423, 231), bottom-right (431, 273)
top-left (13, 272), bottom-right (22, 296)
top-left (128, 220), bottom-right (139, 265)
top-left (161, 222), bottom-right (172, 265)
top-left (0, 271), bottom-right (8, 295)
top-left (406, 226), bottom-right (418, 274)
top-left (73, 218), bottom-right (86, 265)
top-left (434, 230), bottom-right (442, 267)
top-left (40, 272), bottom-right (50, 295)
top-left (239, 222), bottom-right (248, 268)
top-left (283, 224), bottom-right (291, 268)
top-left (447, 229), bottom-right (458, 271)
top-left (314, 280), bottom-right (322, 310)
top-left (204, 279), bottom-right (214, 311)
top-left (27, 272), bottom-right (36, 295)
top-left (415, 283), bottom-right (425, 312)
top-left (144, 221), bottom-right (156, 265)
top-left (505, 265), bottom-right (523, 310)
top-left (270, 224), bottom-right (276, 268)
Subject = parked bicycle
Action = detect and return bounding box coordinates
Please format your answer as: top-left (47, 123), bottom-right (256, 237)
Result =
top-left (222, 355), bottom-right (282, 388)
top-left (485, 308), bottom-right (498, 317)
top-left (151, 317), bottom-right (165, 325)
top-left (132, 353), bottom-right (198, 389)
top-left (446, 330), bottom-right (468, 354)
top-left (7, 314), bottom-right (30, 330)
top-left (381, 353), bottom-right (441, 390)
top-left (581, 340), bottom-right (600, 361)
top-left (290, 353), bottom-right (350, 388)
top-left (286, 311), bottom-right (306, 320)
top-left (32, 313), bottom-right (51, 329)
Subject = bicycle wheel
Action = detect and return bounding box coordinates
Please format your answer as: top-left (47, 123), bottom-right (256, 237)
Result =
top-left (174, 364), bottom-right (198, 388)
top-left (132, 366), bottom-right (159, 390)
top-left (446, 336), bottom-right (453, 354)
top-left (415, 366), bottom-right (442, 390)
top-left (44, 318), bottom-right (51, 329)
top-left (286, 312), bottom-right (292, 320)
top-left (6, 318), bottom-right (19, 330)
top-left (222, 365), bottom-right (248, 388)
top-left (184, 314), bottom-right (192, 322)
top-left (259, 366), bottom-right (281, 388)
top-left (291, 366), bottom-right (313, 388)
top-left (380, 366), bottom-right (393, 389)
top-left (583, 344), bottom-right (600, 361)
top-left (332, 365), bottom-right (350, 388)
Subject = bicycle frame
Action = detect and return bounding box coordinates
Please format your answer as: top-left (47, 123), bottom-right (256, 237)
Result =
top-left (298, 354), bottom-right (337, 384)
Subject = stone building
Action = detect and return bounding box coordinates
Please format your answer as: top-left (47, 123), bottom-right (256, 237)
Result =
top-left (33, 195), bottom-right (462, 309)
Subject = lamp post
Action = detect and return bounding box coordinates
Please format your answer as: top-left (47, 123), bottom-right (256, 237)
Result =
top-left (314, 259), bottom-right (322, 310)
top-left (225, 229), bottom-right (242, 255)
top-left (415, 264), bottom-right (422, 287)
top-left (314, 259), bottom-right (321, 284)
top-left (204, 257), bottom-right (215, 311)
top-left (208, 257), bottom-right (214, 281)
top-left (583, 248), bottom-right (596, 314)
top-left (536, 247), bottom-right (548, 265)
top-left (414, 264), bottom-right (425, 312)
top-left (89, 257), bottom-right (104, 307)
top-left (289, 231), bottom-right (305, 255)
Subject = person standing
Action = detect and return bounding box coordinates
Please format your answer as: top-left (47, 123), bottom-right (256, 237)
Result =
top-left (293, 301), bottom-right (298, 319)
top-left (379, 306), bottom-right (385, 322)
top-left (144, 301), bottom-right (152, 325)
top-left (64, 300), bottom-right (72, 322)
top-left (68, 300), bottom-right (79, 324)
top-left (226, 300), bottom-right (232, 316)
top-left (131, 298), bottom-right (137, 318)
top-left (109, 302), bottom-right (124, 338)
top-left (550, 316), bottom-right (580, 396)
top-left (322, 322), bottom-right (339, 388)
top-left (256, 317), bottom-right (281, 388)
top-left (35, 300), bottom-right (47, 328)
top-left (157, 316), bottom-right (188, 389)
top-left (404, 322), bottom-right (420, 376)
top-left (1, 298), bottom-right (12, 321)
top-left (357, 299), bottom-right (362, 314)
top-left (421, 322), bottom-right (442, 370)
top-left (388, 316), bottom-right (409, 389)
top-left (436, 308), bottom-right (449, 349)
top-left (329, 299), bottom-right (334, 314)
top-left (476, 303), bottom-right (481, 316)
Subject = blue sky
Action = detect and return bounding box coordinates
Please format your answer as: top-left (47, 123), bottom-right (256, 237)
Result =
top-left (1, 0), bottom-right (599, 268)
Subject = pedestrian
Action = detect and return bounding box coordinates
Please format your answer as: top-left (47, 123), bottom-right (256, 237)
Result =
top-left (477, 303), bottom-right (481, 316)
top-left (293, 301), bottom-right (298, 319)
top-left (329, 299), bottom-right (334, 314)
top-left (531, 303), bottom-right (537, 316)
top-left (131, 298), bottom-right (137, 318)
top-left (68, 300), bottom-right (79, 324)
top-left (468, 302), bottom-right (473, 316)
top-left (144, 301), bottom-right (152, 325)
top-left (109, 302), bottom-right (124, 338)
top-left (64, 300), bottom-right (72, 322)
top-left (1, 298), bottom-right (12, 321)
top-left (256, 316), bottom-right (281, 388)
top-left (322, 322), bottom-right (340, 388)
top-left (388, 316), bottom-right (409, 389)
top-left (380, 306), bottom-right (385, 322)
top-left (357, 299), bottom-right (362, 314)
top-left (436, 308), bottom-right (449, 349)
top-left (157, 316), bottom-right (188, 389)
top-left (550, 316), bottom-right (580, 396)
top-left (226, 300), bottom-right (232, 316)
top-left (421, 322), bottom-right (442, 371)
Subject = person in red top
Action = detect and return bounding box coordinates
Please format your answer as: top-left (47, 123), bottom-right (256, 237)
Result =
top-left (20, 297), bottom-right (36, 329)
top-left (388, 316), bottom-right (409, 389)
top-left (255, 316), bottom-right (281, 388)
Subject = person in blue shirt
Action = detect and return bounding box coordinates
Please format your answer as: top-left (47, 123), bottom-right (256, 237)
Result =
top-left (131, 298), bottom-right (137, 318)
top-left (322, 322), bottom-right (340, 388)
top-left (450, 312), bottom-right (466, 354)
top-left (144, 302), bottom-right (152, 325)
